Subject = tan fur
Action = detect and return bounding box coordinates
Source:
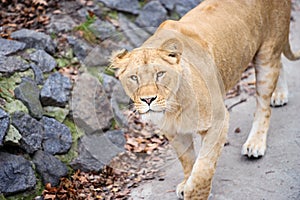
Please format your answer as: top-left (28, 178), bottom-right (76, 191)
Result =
top-left (111, 0), bottom-right (300, 199)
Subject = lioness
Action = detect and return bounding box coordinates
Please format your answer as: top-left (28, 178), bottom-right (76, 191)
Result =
top-left (111, 0), bottom-right (300, 199)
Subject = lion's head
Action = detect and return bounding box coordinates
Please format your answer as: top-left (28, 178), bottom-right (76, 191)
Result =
top-left (111, 38), bottom-right (184, 116)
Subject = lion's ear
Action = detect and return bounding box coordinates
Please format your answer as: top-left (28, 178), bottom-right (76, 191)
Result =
top-left (160, 38), bottom-right (183, 64)
top-left (109, 49), bottom-right (129, 77)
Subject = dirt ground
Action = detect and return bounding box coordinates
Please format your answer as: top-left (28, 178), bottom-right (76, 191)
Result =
top-left (130, 5), bottom-right (300, 200)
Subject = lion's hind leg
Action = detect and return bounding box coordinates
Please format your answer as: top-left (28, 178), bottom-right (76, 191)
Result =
top-left (271, 63), bottom-right (289, 107)
top-left (242, 49), bottom-right (281, 157)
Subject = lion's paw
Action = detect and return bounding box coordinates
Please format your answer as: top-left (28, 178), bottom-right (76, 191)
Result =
top-left (241, 136), bottom-right (266, 158)
top-left (270, 89), bottom-right (288, 107)
top-left (176, 181), bottom-right (185, 199)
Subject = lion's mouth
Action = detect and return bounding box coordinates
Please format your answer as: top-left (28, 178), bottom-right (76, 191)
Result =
top-left (135, 105), bottom-right (165, 114)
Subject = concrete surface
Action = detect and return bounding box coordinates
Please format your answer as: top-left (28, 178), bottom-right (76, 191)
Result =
top-left (130, 5), bottom-right (300, 200)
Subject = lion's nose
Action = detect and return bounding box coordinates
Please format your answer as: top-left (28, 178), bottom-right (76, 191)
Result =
top-left (140, 96), bottom-right (157, 105)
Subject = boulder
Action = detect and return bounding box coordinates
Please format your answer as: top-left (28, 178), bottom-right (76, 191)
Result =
top-left (136, 1), bottom-right (167, 29)
top-left (30, 63), bottom-right (44, 85)
top-left (33, 150), bottom-right (68, 186)
top-left (40, 116), bottom-right (72, 155)
top-left (70, 130), bottom-right (125, 172)
top-left (40, 72), bottom-right (72, 107)
top-left (46, 14), bottom-right (76, 33)
top-left (90, 19), bottom-right (117, 41)
top-left (67, 36), bottom-right (92, 62)
top-left (83, 46), bottom-right (109, 67)
top-left (118, 13), bottom-right (151, 48)
top-left (30, 49), bottom-right (57, 73)
top-left (159, 0), bottom-right (203, 16)
top-left (84, 41), bottom-right (120, 67)
top-left (14, 78), bottom-right (43, 119)
top-left (11, 112), bottom-right (44, 154)
top-left (102, 74), bottom-right (129, 127)
top-left (0, 56), bottom-right (30, 75)
top-left (71, 73), bottom-right (113, 134)
top-left (97, 0), bottom-right (140, 15)
top-left (0, 152), bottom-right (36, 195)
top-left (0, 38), bottom-right (26, 56)
top-left (0, 109), bottom-right (9, 146)
top-left (10, 29), bottom-right (56, 55)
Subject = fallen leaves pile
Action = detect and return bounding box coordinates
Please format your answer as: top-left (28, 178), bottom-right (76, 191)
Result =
top-left (0, 0), bottom-right (58, 38)
top-left (40, 111), bottom-right (173, 200)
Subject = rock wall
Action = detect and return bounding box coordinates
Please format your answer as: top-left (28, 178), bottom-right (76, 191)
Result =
top-left (0, 0), bottom-right (202, 198)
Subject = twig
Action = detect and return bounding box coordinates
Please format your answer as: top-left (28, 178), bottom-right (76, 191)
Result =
top-left (227, 98), bottom-right (247, 111)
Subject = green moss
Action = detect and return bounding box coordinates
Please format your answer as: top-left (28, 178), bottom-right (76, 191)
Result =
top-left (169, 10), bottom-right (180, 20)
top-left (86, 67), bottom-right (103, 83)
top-left (43, 106), bottom-right (69, 122)
top-left (108, 10), bottom-right (118, 20)
top-left (74, 14), bottom-right (97, 43)
top-left (56, 48), bottom-right (78, 68)
top-left (56, 118), bottom-right (84, 165)
top-left (0, 194), bottom-right (6, 200)
top-left (104, 66), bottom-right (115, 77)
top-left (138, 0), bottom-right (147, 8)
top-left (4, 125), bottom-right (22, 145)
top-left (50, 32), bottom-right (57, 40)
top-left (0, 70), bottom-right (34, 103)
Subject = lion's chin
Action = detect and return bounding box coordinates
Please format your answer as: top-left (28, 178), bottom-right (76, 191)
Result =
top-left (140, 110), bottom-right (165, 127)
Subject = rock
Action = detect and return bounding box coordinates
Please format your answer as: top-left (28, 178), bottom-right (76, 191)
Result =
top-left (67, 36), bottom-right (92, 61)
top-left (71, 73), bottom-right (113, 134)
top-left (106, 130), bottom-right (126, 148)
top-left (14, 78), bottom-right (43, 119)
top-left (40, 72), bottom-right (72, 107)
top-left (70, 130), bottom-right (125, 172)
top-left (0, 109), bottom-right (9, 146)
top-left (136, 1), bottom-right (167, 29)
top-left (0, 38), bottom-right (26, 56)
top-left (4, 125), bottom-right (22, 145)
top-left (111, 98), bottom-right (128, 127)
top-left (0, 56), bottom-right (30, 75)
top-left (159, 0), bottom-right (177, 10)
top-left (84, 41), bottom-right (119, 67)
top-left (30, 49), bottom-right (57, 73)
top-left (10, 29), bottom-right (56, 55)
top-left (0, 152), bottom-right (36, 195)
top-left (32, 150), bottom-right (68, 186)
top-left (118, 13), bottom-right (151, 48)
top-left (46, 14), bottom-right (76, 33)
top-left (102, 74), bottom-right (120, 99)
top-left (43, 106), bottom-right (69, 123)
top-left (11, 112), bottom-right (44, 154)
top-left (159, 0), bottom-right (202, 16)
top-left (102, 74), bottom-right (129, 127)
top-left (30, 63), bottom-right (44, 85)
top-left (90, 19), bottom-right (116, 40)
top-left (40, 116), bottom-right (72, 155)
top-left (97, 0), bottom-right (140, 15)
top-left (83, 46), bottom-right (109, 67)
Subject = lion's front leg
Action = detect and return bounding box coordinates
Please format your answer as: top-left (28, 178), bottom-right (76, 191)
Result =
top-left (184, 110), bottom-right (229, 200)
top-left (165, 133), bottom-right (196, 199)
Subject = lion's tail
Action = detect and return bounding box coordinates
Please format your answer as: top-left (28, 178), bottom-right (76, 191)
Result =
top-left (283, 41), bottom-right (300, 61)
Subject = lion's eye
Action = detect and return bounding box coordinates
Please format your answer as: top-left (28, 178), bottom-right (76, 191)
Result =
top-left (157, 71), bottom-right (166, 78)
top-left (130, 75), bottom-right (138, 81)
